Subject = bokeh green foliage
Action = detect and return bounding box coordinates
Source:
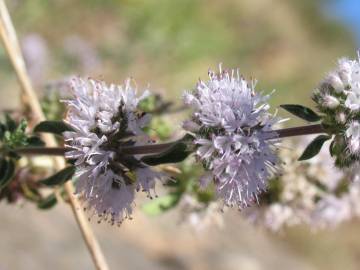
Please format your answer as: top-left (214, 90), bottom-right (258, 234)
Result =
top-left (0, 0), bottom-right (354, 116)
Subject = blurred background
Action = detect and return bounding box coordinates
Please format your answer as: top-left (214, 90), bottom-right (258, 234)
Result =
top-left (0, 0), bottom-right (360, 269)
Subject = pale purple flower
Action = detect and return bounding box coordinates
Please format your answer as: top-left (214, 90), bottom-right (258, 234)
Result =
top-left (21, 33), bottom-right (49, 85)
top-left (63, 77), bottom-right (164, 225)
top-left (183, 67), bottom-right (282, 208)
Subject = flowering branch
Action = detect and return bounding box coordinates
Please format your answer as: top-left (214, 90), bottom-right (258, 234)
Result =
top-left (13, 124), bottom-right (327, 157)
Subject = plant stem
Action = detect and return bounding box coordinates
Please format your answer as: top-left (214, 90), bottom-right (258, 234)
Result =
top-left (273, 124), bottom-right (326, 138)
top-left (0, 2), bottom-right (109, 269)
top-left (15, 124), bottom-right (327, 157)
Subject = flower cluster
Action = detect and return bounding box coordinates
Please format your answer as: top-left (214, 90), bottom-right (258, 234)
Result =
top-left (183, 67), bottom-right (283, 208)
top-left (313, 53), bottom-right (360, 167)
top-left (63, 77), bottom-right (164, 225)
top-left (248, 138), bottom-right (360, 232)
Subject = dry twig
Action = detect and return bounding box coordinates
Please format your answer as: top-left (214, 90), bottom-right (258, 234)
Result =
top-left (0, 1), bottom-right (109, 269)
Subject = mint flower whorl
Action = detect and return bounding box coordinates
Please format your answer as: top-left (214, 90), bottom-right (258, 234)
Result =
top-left (183, 67), bottom-right (282, 208)
top-left (63, 77), bottom-right (164, 226)
top-left (313, 53), bottom-right (360, 167)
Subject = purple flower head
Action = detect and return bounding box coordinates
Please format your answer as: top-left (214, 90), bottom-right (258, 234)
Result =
top-left (63, 77), bottom-right (164, 225)
top-left (183, 67), bottom-right (282, 208)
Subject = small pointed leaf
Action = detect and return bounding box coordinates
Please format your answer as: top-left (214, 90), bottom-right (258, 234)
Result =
top-left (0, 123), bottom-right (6, 140)
top-left (0, 159), bottom-right (15, 190)
top-left (298, 135), bottom-right (331, 161)
top-left (26, 136), bottom-right (45, 147)
top-left (280, 104), bottom-right (321, 122)
top-left (37, 193), bottom-right (57, 209)
top-left (141, 134), bottom-right (194, 166)
top-left (34, 120), bottom-right (74, 135)
top-left (39, 166), bottom-right (76, 186)
top-left (5, 114), bottom-right (17, 132)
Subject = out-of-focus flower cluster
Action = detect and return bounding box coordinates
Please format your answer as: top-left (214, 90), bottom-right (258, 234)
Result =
top-left (313, 53), bottom-right (360, 168)
top-left (177, 194), bottom-right (224, 232)
top-left (247, 138), bottom-right (360, 232)
top-left (183, 67), bottom-right (283, 208)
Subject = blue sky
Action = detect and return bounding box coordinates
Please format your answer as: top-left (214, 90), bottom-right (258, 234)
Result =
top-left (325, 0), bottom-right (360, 44)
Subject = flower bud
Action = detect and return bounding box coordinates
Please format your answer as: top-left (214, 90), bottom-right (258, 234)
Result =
top-left (335, 112), bottom-right (347, 124)
top-left (322, 95), bottom-right (340, 109)
top-left (339, 70), bottom-right (352, 86)
top-left (327, 73), bottom-right (344, 93)
top-left (345, 121), bottom-right (360, 156)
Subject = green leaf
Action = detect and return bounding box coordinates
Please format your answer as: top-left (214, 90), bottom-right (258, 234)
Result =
top-left (141, 134), bottom-right (193, 166)
top-left (0, 158), bottom-right (8, 181)
top-left (5, 114), bottom-right (17, 132)
top-left (142, 193), bottom-right (181, 216)
top-left (0, 123), bottom-right (6, 140)
top-left (34, 120), bottom-right (74, 135)
top-left (298, 135), bottom-right (331, 161)
top-left (39, 166), bottom-right (76, 186)
top-left (37, 193), bottom-right (57, 210)
top-left (280, 104), bottom-right (321, 122)
top-left (26, 136), bottom-right (45, 147)
top-left (0, 159), bottom-right (15, 190)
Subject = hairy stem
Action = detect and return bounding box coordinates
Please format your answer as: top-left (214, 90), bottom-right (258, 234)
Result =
top-left (273, 124), bottom-right (326, 138)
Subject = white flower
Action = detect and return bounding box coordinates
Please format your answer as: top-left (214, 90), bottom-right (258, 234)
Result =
top-left (184, 67), bottom-right (282, 208)
top-left (63, 77), bottom-right (164, 225)
top-left (318, 54), bottom-right (360, 111)
top-left (345, 121), bottom-right (360, 156)
top-left (314, 52), bottom-right (360, 168)
top-left (335, 112), bottom-right (347, 124)
top-left (345, 84), bottom-right (360, 111)
top-left (327, 73), bottom-right (344, 93)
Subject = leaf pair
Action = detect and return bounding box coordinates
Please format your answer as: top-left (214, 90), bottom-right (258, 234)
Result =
top-left (281, 104), bottom-right (329, 161)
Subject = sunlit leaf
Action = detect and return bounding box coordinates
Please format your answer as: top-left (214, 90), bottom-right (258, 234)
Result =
top-left (39, 166), bottom-right (76, 186)
top-left (280, 104), bottom-right (321, 122)
top-left (298, 135), bottom-right (331, 161)
top-left (34, 120), bottom-right (74, 135)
